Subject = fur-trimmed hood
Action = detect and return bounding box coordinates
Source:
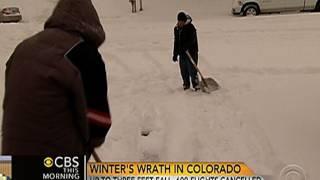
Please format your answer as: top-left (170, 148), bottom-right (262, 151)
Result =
top-left (185, 14), bottom-right (192, 25)
top-left (175, 12), bottom-right (193, 28)
top-left (44, 0), bottom-right (105, 47)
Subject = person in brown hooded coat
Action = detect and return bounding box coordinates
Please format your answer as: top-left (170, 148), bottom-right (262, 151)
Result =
top-left (2, 0), bottom-right (111, 156)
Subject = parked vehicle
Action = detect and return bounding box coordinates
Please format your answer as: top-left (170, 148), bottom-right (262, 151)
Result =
top-left (232, 0), bottom-right (320, 16)
top-left (0, 7), bottom-right (22, 23)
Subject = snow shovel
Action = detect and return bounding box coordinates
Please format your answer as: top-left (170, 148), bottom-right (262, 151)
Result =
top-left (185, 50), bottom-right (219, 93)
top-left (93, 150), bottom-right (102, 162)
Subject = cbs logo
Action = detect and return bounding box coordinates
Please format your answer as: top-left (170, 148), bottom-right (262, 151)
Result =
top-left (44, 156), bottom-right (79, 168)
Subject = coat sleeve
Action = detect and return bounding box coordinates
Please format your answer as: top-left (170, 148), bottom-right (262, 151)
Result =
top-left (3, 52), bottom-right (15, 110)
top-left (50, 56), bottom-right (90, 147)
top-left (69, 71), bottom-right (90, 145)
top-left (173, 27), bottom-right (179, 57)
top-left (66, 41), bottom-right (111, 149)
top-left (84, 51), bottom-right (111, 149)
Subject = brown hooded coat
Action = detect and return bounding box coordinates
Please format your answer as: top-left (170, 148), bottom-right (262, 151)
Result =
top-left (2, 0), bottom-right (106, 155)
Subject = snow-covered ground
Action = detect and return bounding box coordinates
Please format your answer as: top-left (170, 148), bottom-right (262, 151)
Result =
top-left (1, 0), bottom-right (320, 179)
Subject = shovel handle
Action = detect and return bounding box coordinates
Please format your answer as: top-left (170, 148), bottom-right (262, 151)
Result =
top-left (185, 51), bottom-right (208, 87)
top-left (93, 150), bottom-right (102, 162)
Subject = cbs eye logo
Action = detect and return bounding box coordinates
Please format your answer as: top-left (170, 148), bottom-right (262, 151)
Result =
top-left (44, 157), bottom-right (54, 168)
top-left (279, 164), bottom-right (307, 180)
top-left (43, 157), bottom-right (79, 168)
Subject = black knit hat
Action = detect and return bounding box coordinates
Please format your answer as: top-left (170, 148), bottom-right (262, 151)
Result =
top-left (177, 12), bottom-right (187, 22)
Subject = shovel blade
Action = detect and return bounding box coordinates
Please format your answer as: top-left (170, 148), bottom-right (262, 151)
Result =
top-left (200, 77), bottom-right (220, 93)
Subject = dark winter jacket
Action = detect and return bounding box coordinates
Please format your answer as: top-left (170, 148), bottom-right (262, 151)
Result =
top-left (173, 15), bottom-right (199, 58)
top-left (2, 0), bottom-right (110, 156)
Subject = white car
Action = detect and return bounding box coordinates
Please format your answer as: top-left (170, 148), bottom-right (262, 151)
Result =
top-left (0, 7), bottom-right (22, 23)
top-left (232, 0), bottom-right (320, 16)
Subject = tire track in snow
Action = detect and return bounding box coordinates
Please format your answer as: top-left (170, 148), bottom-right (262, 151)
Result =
top-left (199, 53), bottom-right (217, 72)
top-left (215, 67), bottom-right (320, 75)
top-left (143, 51), bottom-right (170, 79)
top-left (105, 51), bottom-right (134, 75)
top-left (142, 51), bottom-right (178, 92)
top-left (192, 90), bottom-right (285, 175)
top-left (97, 105), bottom-right (141, 161)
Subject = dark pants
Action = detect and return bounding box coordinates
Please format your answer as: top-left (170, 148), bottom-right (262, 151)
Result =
top-left (179, 53), bottom-right (199, 88)
top-left (130, 0), bottom-right (137, 13)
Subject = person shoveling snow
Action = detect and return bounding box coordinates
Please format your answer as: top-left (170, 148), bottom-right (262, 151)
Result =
top-left (172, 11), bottom-right (219, 93)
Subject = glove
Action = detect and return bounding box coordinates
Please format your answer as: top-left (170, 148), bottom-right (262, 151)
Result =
top-left (172, 55), bottom-right (178, 62)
